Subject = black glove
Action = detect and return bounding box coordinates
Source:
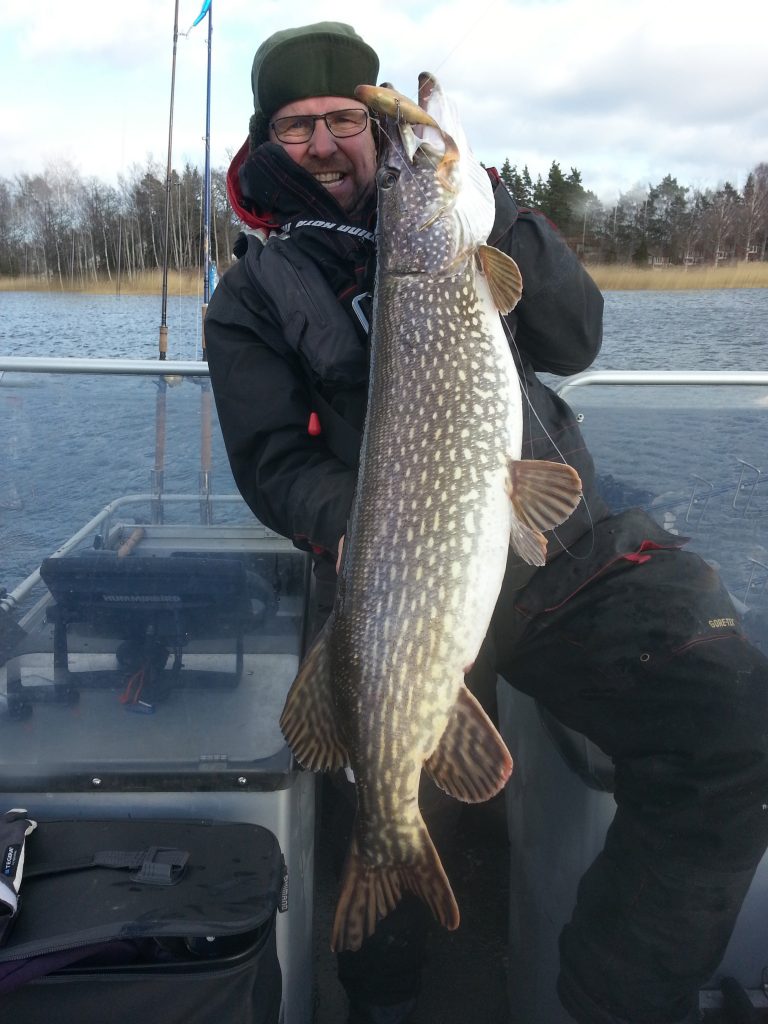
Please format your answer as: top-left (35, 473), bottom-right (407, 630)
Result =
top-left (1, 809), bottom-right (37, 945)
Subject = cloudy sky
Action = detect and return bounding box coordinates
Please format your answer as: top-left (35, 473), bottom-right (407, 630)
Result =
top-left (1, 0), bottom-right (765, 203)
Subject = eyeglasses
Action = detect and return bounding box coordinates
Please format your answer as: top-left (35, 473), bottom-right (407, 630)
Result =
top-left (270, 108), bottom-right (370, 144)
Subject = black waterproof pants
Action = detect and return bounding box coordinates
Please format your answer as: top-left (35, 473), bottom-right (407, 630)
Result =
top-left (329, 510), bottom-right (768, 1023)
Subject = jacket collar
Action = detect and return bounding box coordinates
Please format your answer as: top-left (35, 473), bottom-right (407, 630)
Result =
top-left (487, 170), bottom-right (520, 246)
top-left (226, 139), bottom-right (275, 232)
top-left (226, 140), bottom-right (376, 234)
top-left (226, 148), bottom-right (516, 248)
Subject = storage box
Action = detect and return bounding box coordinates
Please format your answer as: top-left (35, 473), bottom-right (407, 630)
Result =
top-left (0, 818), bottom-right (284, 1024)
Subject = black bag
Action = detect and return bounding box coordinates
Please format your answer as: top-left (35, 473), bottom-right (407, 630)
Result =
top-left (0, 818), bottom-right (285, 1024)
top-left (0, 809), bottom-right (37, 945)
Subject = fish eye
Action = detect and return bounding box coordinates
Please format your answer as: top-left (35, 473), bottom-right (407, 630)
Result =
top-left (378, 169), bottom-right (399, 190)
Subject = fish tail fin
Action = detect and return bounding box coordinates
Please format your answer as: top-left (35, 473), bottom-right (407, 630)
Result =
top-left (330, 829), bottom-right (459, 952)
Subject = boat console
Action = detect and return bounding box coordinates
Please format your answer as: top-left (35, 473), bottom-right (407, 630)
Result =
top-left (0, 359), bottom-right (315, 1024)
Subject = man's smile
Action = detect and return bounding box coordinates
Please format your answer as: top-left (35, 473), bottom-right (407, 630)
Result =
top-left (313, 171), bottom-right (345, 185)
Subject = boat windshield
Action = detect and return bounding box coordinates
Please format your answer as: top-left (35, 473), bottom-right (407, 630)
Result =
top-left (557, 374), bottom-right (768, 652)
top-left (0, 362), bottom-right (309, 789)
top-left (1, 362), bottom-right (767, 790)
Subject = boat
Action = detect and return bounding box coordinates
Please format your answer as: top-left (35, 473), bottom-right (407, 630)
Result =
top-left (1, 355), bottom-right (767, 1021)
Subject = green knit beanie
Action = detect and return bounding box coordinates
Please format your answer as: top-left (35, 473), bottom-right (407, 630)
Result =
top-left (251, 22), bottom-right (380, 120)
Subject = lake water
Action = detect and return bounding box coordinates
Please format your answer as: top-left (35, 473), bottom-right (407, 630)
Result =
top-left (1, 285), bottom-right (768, 368)
top-left (1, 286), bottom-right (768, 639)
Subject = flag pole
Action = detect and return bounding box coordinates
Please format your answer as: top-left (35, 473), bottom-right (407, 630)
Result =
top-left (192, 0), bottom-right (214, 524)
top-left (202, 1), bottom-right (213, 320)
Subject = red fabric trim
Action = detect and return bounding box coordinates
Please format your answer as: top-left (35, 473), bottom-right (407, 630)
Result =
top-left (671, 632), bottom-right (741, 657)
top-left (293, 532), bottom-right (330, 557)
top-left (536, 540), bottom-right (683, 614)
top-left (225, 140), bottom-right (282, 233)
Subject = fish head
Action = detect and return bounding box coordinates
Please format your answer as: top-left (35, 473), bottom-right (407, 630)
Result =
top-left (355, 74), bottom-right (495, 277)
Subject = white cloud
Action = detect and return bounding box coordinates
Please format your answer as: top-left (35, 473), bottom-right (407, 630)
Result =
top-left (1, 0), bottom-right (766, 201)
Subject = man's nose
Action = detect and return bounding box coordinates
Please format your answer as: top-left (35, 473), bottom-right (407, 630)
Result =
top-left (307, 119), bottom-right (339, 158)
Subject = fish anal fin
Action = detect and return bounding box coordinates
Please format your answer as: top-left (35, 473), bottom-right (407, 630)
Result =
top-left (424, 685), bottom-right (513, 803)
top-left (477, 244), bottom-right (523, 314)
top-left (507, 459), bottom-right (583, 565)
top-left (331, 829), bottom-right (459, 952)
top-left (279, 620), bottom-right (349, 772)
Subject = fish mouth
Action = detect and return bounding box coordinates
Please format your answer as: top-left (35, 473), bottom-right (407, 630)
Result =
top-left (355, 75), bottom-right (459, 191)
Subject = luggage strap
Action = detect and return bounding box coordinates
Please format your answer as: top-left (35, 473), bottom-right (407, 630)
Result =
top-left (23, 847), bottom-right (190, 886)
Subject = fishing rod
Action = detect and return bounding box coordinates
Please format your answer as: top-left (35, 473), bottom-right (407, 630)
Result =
top-left (200, 0), bottom-right (213, 333)
top-left (153, 0), bottom-right (181, 524)
top-left (158, 0), bottom-right (180, 362)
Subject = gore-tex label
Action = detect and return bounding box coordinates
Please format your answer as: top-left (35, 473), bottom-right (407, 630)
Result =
top-left (2, 844), bottom-right (20, 877)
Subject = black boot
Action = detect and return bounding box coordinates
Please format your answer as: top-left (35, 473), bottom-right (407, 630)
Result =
top-left (347, 996), bottom-right (418, 1024)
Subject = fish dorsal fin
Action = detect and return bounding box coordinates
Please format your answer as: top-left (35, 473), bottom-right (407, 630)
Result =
top-left (477, 244), bottom-right (523, 314)
top-left (506, 459), bottom-right (583, 566)
top-left (424, 684), bottom-right (513, 803)
top-left (279, 619), bottom-right (349, 772)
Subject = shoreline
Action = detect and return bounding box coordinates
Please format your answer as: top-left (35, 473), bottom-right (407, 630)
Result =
top-left (1, 263), bottom-right (767, 295)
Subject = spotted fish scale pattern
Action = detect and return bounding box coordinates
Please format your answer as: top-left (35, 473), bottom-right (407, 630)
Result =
top-left (280, 73), bottom-right (582, 953)
top-left (334, 259), bottom-right (520, 870)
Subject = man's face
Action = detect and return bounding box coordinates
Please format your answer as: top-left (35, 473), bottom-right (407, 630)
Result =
top-left (268, 96), bottom-right (377, 217)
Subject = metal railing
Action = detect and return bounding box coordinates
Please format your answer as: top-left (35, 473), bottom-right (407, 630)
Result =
top-left (0, 357), bottom-right (209, 377)
top-left (4, 358), bottom-right (767, 388)
top-left (555, 369), bottom-right (768, 395)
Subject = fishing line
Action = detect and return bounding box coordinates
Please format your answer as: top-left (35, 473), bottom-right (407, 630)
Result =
top-left (432, 0), bottom-right (506, 76)
top-left (374, 120), bottom-right (433, 202)
top-left (501, 314), bottom-right (596, 560)
top-left (373, 88), bottom-right (592, 559)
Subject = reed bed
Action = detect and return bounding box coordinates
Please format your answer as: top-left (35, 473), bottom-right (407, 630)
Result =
top-left (2, 262), bottom-right (768, 294)
top-left (587, 262), bottom-right (768, 291)
top-left (0, 270), bottom-right (204, 296)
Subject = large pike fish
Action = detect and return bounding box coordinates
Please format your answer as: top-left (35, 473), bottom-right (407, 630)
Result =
top-left (280, 73), bottom-right (582, 951)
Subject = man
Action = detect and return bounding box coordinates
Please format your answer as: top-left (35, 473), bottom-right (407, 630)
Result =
top-left (205, 22), bottom-right (768, 1024)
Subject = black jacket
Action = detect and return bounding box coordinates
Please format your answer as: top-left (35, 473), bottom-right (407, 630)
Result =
top-left (205, 145), bottom-right (606, 561)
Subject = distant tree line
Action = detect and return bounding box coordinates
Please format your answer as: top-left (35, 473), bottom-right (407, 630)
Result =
top-left (498, 158), bottom-right (768, 266)
top-left (0, 159), bottom-right (236, 288)
top-left (0, 156), bottom-right (766, 286)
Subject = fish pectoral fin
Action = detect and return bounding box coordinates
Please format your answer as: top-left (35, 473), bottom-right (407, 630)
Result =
top-left (424, 684), bottom-right (513, 803)
top-left (477, 244), bottom-right (523, 314)
top-left (279, 619), bottom-right (349, 773)
top-left (507, 459), bottom-right (583, 566)
top-left (331, 828), bottom-right (459, 952)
